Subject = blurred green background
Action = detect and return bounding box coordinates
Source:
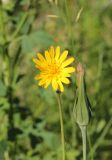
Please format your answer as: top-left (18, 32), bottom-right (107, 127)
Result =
top-left (0, 0), bottom-right (112, 159)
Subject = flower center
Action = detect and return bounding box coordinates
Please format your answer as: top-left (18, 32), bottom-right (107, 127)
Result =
top-left (48, 63), bottom-right (61, 77)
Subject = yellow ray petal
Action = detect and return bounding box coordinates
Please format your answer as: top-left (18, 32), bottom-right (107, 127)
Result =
top-left (49, 46), bottom-right (55, 58)
top-left (35, 73), bottom-right (46, 80)
top-left (33, 58), bottom-right (41, 65)
top-left (58, 80), bottom-right (64, 92)
top-left (38, 79), bottom-right (46, 86)
top-left (63, 67), bottom-right (75, 73)
top-left (35, 65), bottom-right (46, 71)
top-left (55, 46), bottom-right (60, 60)
top-left (45, 51), bottom-right (51, 63)
top-left (61, 73), bottom-right (71, 77)
top-left (58, 50), bottom-right (68, 63)
top-left (52, 79), bottom-right (58, 90)
top-left (44, 79), bottom-right (51, 88)
top-left (61, 77), bottom-right (70, 84)
top-left (62, 57), bottom-right (74, 67)
top-left (34, 61), bottom-right (47, 71)
top-left (35, 73), bottom-right (48, 80)
top-left (37, 53), bottom-right (46, 62)
top-left (35, 74), bottom-right (42, 80)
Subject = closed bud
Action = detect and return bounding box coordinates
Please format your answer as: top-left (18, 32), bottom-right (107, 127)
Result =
top-left (73, 63), bottom-right (91, 126)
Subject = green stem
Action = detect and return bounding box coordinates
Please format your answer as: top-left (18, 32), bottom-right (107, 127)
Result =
top-left (11, 12), bottom-right (28, 41)
top-left (0, 3), bottom-right (7, 43)
top-left (80, 126), bottom-right (87, 160)
top-left (56, 92), bottom-right (65, 160)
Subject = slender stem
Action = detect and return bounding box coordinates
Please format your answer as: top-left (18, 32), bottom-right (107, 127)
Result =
top-left (0, 3), bottom-right (7, 43)
top-left (80, 126), bottom-right (87, 160)
top-left (11, 12), bottom-right (28, 41)
top-left (56, 92), bottom-right (65, 160)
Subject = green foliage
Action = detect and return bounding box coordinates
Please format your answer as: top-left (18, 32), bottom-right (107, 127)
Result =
top-left (0, 80), bottom-right (6, 96)
top-left (22, 30), bottom-right (54, 53)
top-left (0, 0), bottom-right (112, 159)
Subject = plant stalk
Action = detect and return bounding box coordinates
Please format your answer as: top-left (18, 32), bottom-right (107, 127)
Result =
top-left (56, 92), bottom-right (65, 160)
top-left (80, 126), bottom-right (87, 160)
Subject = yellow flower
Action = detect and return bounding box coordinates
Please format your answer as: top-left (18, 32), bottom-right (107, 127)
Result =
top-left (33, 46), bottom-right (75, 92)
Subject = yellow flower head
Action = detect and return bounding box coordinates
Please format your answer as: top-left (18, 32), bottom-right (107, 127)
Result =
top-left (33, 46), bottom-right (75, 92)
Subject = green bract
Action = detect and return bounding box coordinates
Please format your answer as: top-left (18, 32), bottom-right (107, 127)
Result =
top-left (73, 64), bottom-right (91, 126)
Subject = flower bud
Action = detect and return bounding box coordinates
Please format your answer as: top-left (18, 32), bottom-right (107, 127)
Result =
top-left (73, 63), bottom-right (91, 126)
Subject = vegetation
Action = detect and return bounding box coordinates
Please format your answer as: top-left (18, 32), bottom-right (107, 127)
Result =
top-left (0, 0), bottom-right (112, 159)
